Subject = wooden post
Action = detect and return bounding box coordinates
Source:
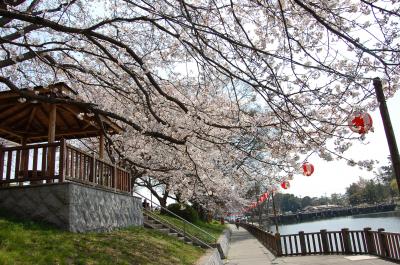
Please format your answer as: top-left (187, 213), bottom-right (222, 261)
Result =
top-left (299, 231), bottom-right (307, 255)
top-left (275, 232), bottom-right (282, 257)
top-left (378, 228), bottom-right (389, 257)
top-left (363, 227), bottom-right (375, 255)
top-left (19, 138), bottom-right (27, 186)
top-left (59, 139), bottom-right (66, 183)
top-left (47, 104), bottom-right (56, 183)
top-left (341, 228), bottom-right (352, 254)
top-left (320, 229), bottom-right (330, 254)
top-left (99, 133), bottom-right (104, 160)
top-left (373, 78), bottom-right (400, 193)
top-left (90, 152), bottom-right (96, 184)
top-left (0, 145), bottom-right (4, 185)
top-left (113, 164), bottom-right (117, 192)
top-left (48, 105), bottom-right (56, 143)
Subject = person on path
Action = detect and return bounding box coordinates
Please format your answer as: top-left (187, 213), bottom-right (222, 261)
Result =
top-left (235, 218), bottom-right (240, 230)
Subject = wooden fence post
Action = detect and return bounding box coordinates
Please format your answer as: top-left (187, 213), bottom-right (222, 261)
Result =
top-left (90, 152), bottom-right (96, 184)
top-left (275, 232), bottom-right (282, 257)
top-left (59, 139), bottom-right (66, 183)
top-left (378, 228), bottom-right (389, 257)
top-left (299, 231), bottom-right (307, 255)
top-left (113, 164), bottom-right (117, 192)
top-left (0, 145), bottom-right (4, 183)
top-left (128, 173), bottom-right (132, 193)
top-left (363, 227), bottom-right (375, 255)
top-left (341, 228), bottom-right (352, 254)
top-left (320, 229), bottom-right (329, 254)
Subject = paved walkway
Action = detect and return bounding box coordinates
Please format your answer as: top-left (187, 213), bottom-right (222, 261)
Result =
top-left (224, 224), bottom-right (397, 265)
top-left (224, 224), bottom-right (275, 265)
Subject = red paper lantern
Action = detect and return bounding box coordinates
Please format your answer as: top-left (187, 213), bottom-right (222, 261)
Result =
top-left (348, 112), bottom-right (373, 134)
top-left (302, 162), bottom-right (314, 176)
top-left (281, 180), bottom-right (290, 189)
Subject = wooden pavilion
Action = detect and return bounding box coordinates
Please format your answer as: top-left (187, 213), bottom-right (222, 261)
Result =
top-left (0, 82), bottom-right (131, 192)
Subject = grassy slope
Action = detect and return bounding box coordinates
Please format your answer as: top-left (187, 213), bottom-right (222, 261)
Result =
top-left (0, 214), bottom-right (204, 265)
top-left (152, 213), bottom-right (226, 244)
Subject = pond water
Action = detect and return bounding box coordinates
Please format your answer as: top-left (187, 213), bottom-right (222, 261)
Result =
top-left (266, 210), bottom-right (400, 234)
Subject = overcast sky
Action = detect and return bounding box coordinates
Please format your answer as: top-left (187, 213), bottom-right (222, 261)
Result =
top-left (283, 92), bottom-right (400, 198)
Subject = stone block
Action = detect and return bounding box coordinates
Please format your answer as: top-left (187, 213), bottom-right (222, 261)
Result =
top-left (0, 182), bottom-right (143, 232)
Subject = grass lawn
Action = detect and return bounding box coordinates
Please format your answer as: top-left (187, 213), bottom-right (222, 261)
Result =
top-left (151, 213), bottom-right (226, 244)
top-left (0, 213), bottom-right (205, 265)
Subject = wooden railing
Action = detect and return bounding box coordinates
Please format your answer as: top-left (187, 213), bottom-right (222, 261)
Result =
top-left (240, 223), bottom-right (282, 256)
top-left (242, 223), bottom-right (400, 262)
top-left (0, 142), bottom-right (61, 184)
top-left (0, 140), bottom-right (131, 193)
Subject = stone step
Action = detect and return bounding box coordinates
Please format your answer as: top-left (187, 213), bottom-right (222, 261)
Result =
top-left (152, 223), bottom-right (165, 229)
top-left (143, 213), bottom-right (209, 249)
top-left (147, 220), bottom-right (163, 227)
top-left (158, 228), bottom-right (170, 233)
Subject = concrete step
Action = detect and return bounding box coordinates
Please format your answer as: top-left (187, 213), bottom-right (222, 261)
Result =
top-left (153, 223), bottom-right (167, 229)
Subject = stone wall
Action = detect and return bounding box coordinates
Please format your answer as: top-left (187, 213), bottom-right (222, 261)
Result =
top-left (195, 249), bottom-right (223, 265)
top-left (216, 228), bottom-right (232, 259)
top-left (0, 182), bottom-right (143, 232)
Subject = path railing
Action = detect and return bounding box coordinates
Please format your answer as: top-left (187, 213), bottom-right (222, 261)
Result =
top-left (240, 223), bottom-right (282, 256)
top-left (241, 223), bottom-right (400, 262)
top-left (134, 191), bottom-right (217, 246)
top-left (0, 140), bottom-right (131, 193)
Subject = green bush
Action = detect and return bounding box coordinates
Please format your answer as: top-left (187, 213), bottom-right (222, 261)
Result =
top-left (167, 203), bottom-right (199, 223)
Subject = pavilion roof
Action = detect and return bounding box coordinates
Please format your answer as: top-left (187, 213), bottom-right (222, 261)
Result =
top-left (0, 82), bottom-right (122, 144)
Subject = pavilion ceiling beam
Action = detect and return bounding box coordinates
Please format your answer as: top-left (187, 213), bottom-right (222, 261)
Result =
top-left (0, 104), bottom-right (25, 121)
top-left (27, 130), bottom-right (100, 140)
top-left (57, 105), bottom-right (87, 129)
top-left (5, 106), bottom-right (34, 127)
top-left (56, 107), bottom-right (72, 129)
top-left (37, 104), bottom-right (52, 130)
top-left (25, 107), bottom-right (37, 131)
top-left (0, 102), bottom-right (18, 110)
top-left (0, 127), bottom-right (22, 140)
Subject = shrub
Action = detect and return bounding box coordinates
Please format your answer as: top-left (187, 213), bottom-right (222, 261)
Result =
top-left (167, 203), bottom-right (199, 223)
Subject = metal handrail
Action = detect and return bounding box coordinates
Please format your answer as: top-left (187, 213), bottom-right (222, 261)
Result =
top-left (133, 191), bottom-right (217, 244)
top-left (143, 209), bottom-right (213, 248)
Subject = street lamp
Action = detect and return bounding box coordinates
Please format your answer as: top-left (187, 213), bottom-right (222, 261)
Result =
top-left (373, 78), bottom-right (400, 193)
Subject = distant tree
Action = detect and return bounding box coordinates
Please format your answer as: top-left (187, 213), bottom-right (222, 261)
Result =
top-left (346, 176), bottom-right (393, 205)
top-left (275, 193), bottom-right (301, 213)
top-left (375, 158), bottom-right (394, 183)
top-left (363, 180), bottom-right (380, 204)
top-left (330, 193), bottom-right (346, 206)
top-left (390, 179), bottom-right (399, 197)
top-left (375, 160), bottom-right (398, 197)
top-left (300, 196), bottom-right (312, 209)
top-left (346, 182), bottom-right (364, 205)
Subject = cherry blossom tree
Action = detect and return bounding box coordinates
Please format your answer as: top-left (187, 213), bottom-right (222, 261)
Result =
top-left (0, 0), bottom-right (399, 210)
